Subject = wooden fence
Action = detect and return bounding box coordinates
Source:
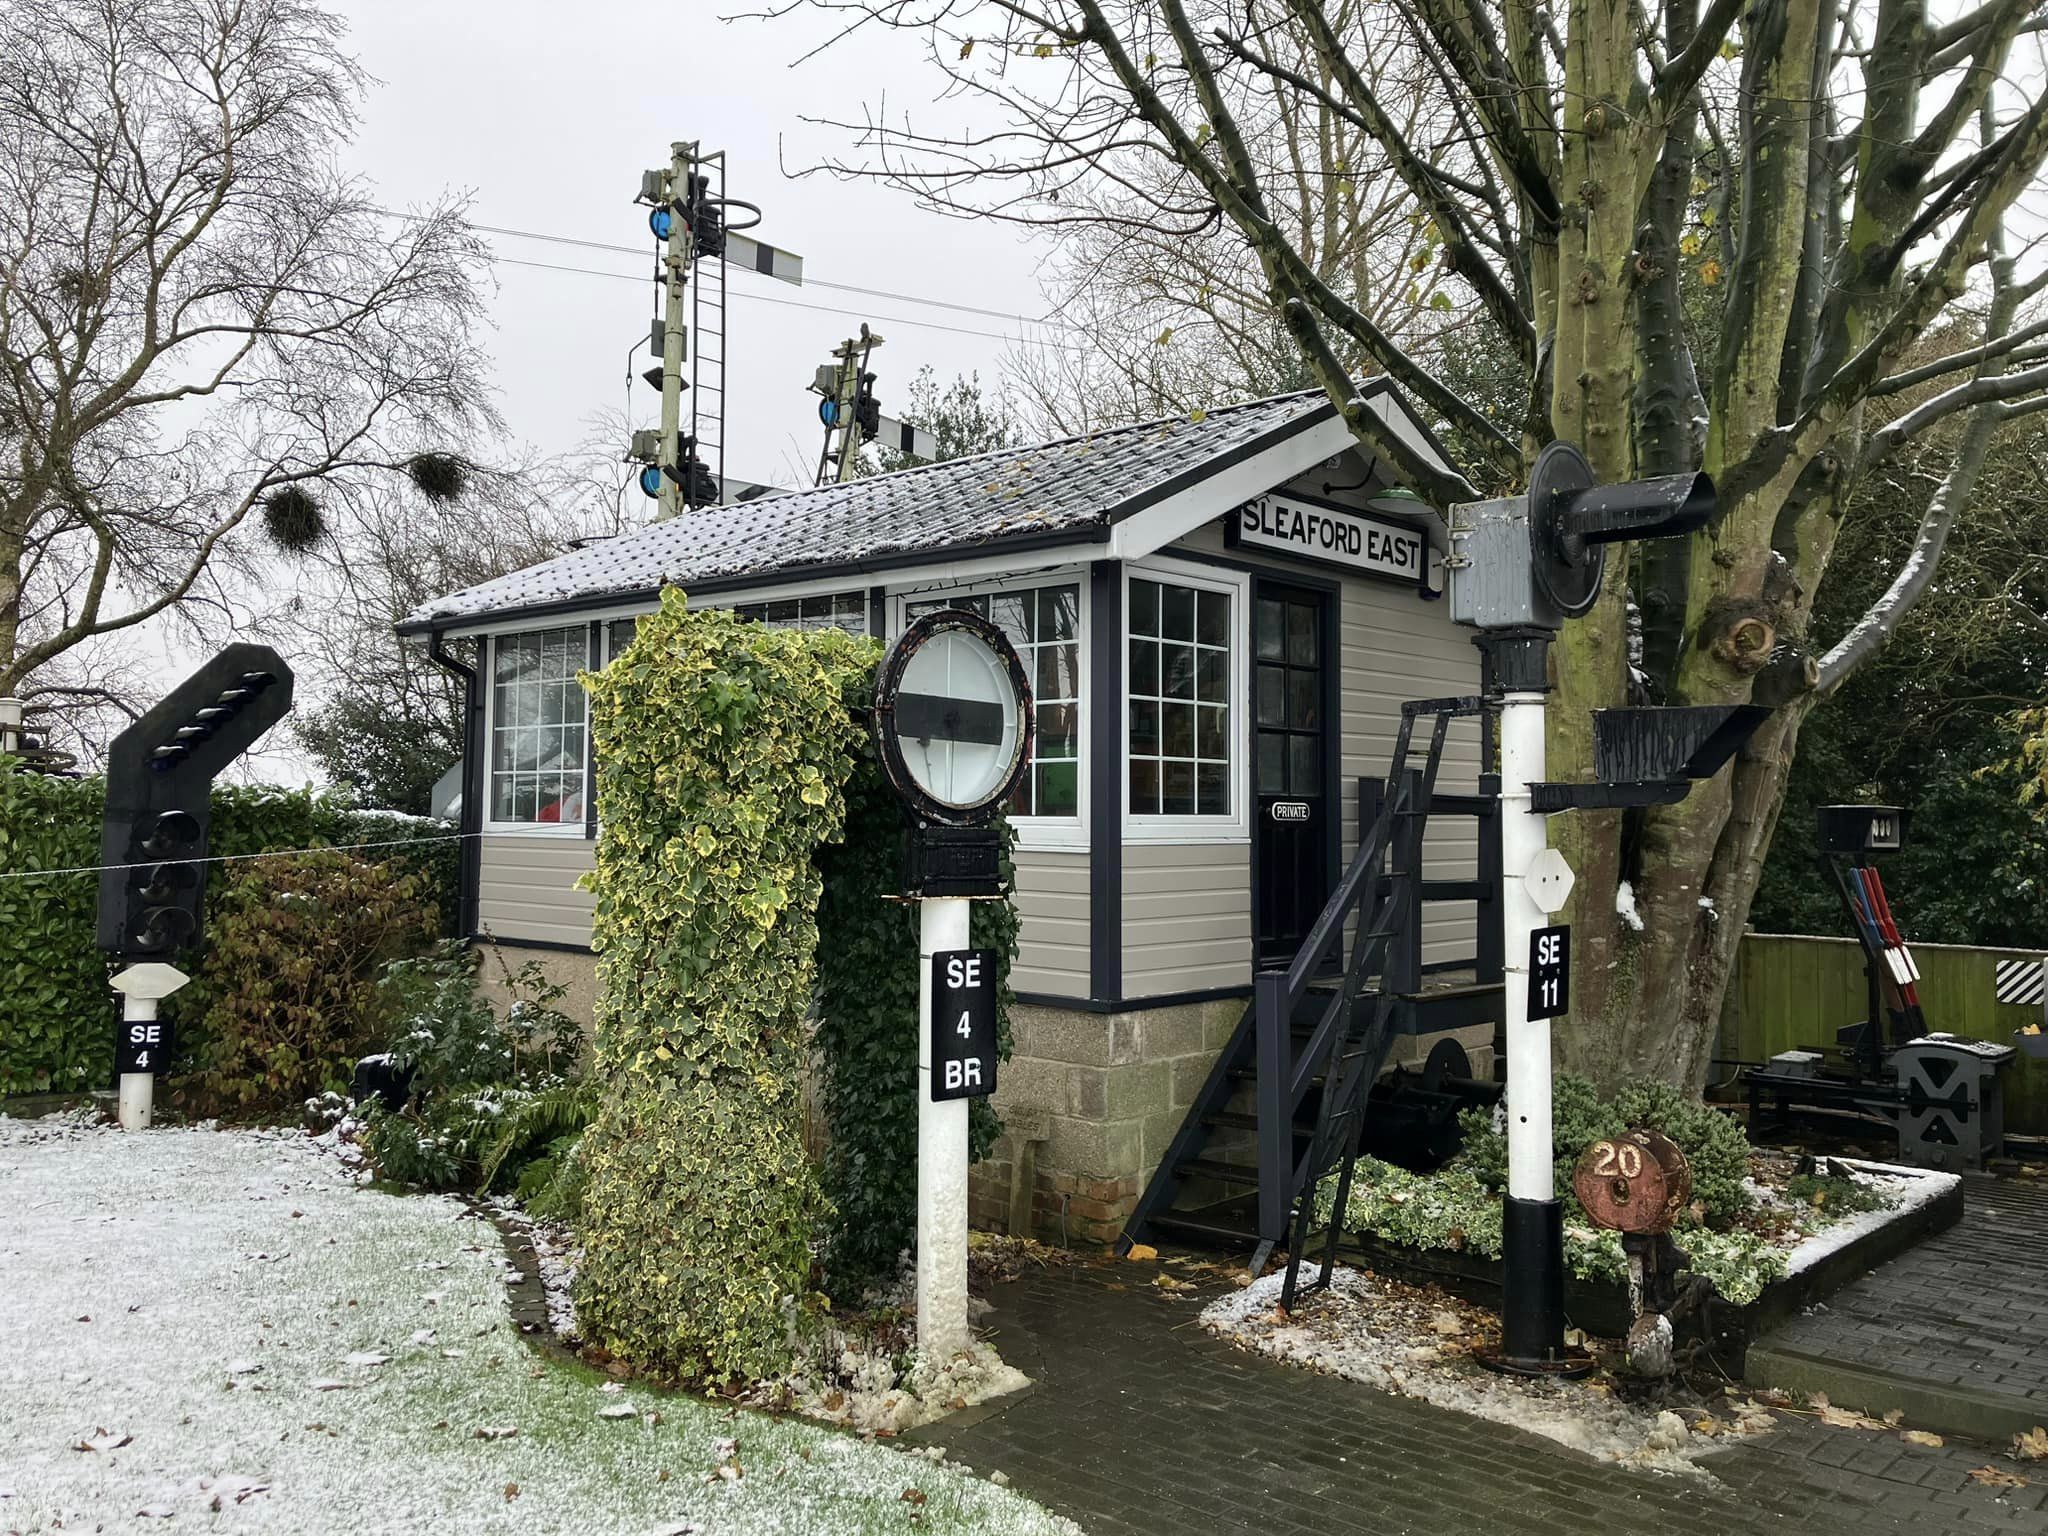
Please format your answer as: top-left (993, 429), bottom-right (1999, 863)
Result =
top-left (1720, 933), bottom-right (2048, 1135)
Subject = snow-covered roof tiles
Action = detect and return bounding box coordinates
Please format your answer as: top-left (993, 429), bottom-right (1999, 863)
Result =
top-left (399, 389), bottom-right (1344, 633)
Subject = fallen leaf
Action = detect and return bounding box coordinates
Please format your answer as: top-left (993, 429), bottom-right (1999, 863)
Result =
top-left (308, 1379), bottom-right (352, 1392)
top-left (473, 1425), bottom-right (519, 1440)
top-left (136, 1503), bottom-right (174, 1518)
top-left (1901, 1430), bottom-right (1944, 1448)
top-left (1970, 1465), bottom-right (2029, 1488)
top-left (71, 1432), bottom-right (133, 1453)
top-left (822, 1391), bottom-right (845, 1412)
top-left (504, 1482), bottom-right (520, 1502)
top-left (1124, 1244), bottom-right (1158, 1262)
top-left (901, 1489), bottom-right (928, 1507)
top-left (2015, 1426), bottom-right (2048, 1461)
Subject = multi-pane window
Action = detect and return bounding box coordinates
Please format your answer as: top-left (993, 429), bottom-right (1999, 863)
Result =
top-left (905, 584), bottom-right (1081, 819)
top-left (1254, 593), bottom-right (1322, 796)
top-left (1128, 577), bottom-right (1233, 816)
top-left (490, 627), bottom-right (588, 825)
top-left (733, 592), bottom-right (868, 633)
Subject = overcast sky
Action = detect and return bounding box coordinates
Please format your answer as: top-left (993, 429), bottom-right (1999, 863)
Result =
top-left (330, 0), bottom-right (1058, 490)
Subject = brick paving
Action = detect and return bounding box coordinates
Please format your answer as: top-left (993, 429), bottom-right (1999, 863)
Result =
top-left (910, 1257), bottom-right (2047, 1536)
top-left (1757, 1173), bottom-right (2048, 1415)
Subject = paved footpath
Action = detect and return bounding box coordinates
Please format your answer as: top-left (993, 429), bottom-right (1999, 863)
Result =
top-left (910, 1256), bottom-right (2048, 1536)
top-left (1751, 1173), bottom-right (2048, 1442)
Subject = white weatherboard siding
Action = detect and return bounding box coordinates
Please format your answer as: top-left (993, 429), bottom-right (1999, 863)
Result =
top-left (476, 833), bottom-right (596, 947)
top-left (1012, 848), bottom-right (1091, 998)
top-left (1335, 572), bottom-right (1484, 970)
top-left (1123, 842), bottom-right (1255, 996)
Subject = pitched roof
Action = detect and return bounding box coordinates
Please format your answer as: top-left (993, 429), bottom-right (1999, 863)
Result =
top-left (400, 390), bottom-right (1357, 633)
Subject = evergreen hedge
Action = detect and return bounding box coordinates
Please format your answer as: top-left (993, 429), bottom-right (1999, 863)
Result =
top-left (572, 593), bottom-right (871, 1382)
top-left (0, 768), bottom-right (459, 1096)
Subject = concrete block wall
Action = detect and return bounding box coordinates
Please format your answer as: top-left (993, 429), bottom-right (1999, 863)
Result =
top-left (971, 996), bottom-right (1245, 1246)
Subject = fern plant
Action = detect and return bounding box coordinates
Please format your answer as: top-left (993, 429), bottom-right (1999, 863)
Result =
top-left (478, 1079), bottom-right (599, 1192)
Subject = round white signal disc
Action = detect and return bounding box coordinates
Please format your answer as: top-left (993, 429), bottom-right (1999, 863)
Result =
top-left (894, 627), bottom-right (1024, 810)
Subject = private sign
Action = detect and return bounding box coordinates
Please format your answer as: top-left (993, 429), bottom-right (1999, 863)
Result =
top-left (1229, 492), bottom-right (1425, 584)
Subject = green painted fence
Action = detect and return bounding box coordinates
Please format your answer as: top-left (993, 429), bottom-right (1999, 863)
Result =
top-left (1721, 933), bottom-right (2048, 1134)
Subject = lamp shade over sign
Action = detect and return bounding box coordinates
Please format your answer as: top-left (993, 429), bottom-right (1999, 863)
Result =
top-left (874, 609), bottom-right (1033, 826)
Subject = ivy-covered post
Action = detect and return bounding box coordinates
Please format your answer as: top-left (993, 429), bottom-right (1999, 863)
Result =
top-left (573, 592), bottom-right (872, 1382)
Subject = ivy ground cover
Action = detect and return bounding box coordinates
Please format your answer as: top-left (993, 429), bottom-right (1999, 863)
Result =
top-left (0, 1114), bottom-right (1075, 1536)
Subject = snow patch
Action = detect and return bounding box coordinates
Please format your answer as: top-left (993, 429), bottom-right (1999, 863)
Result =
top-left (1616, 881), bottom-right (1645, 932)
top-left (1203, 1269), bottom-right (1770, 1481)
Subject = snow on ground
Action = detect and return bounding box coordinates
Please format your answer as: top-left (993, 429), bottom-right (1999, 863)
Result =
top-left (1202, 1268), bottom-right (1774, 1481)
top-left (0, 1113), bottom-right (1076, 1536)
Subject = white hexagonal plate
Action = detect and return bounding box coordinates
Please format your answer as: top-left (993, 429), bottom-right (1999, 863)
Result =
top-left (110, 962), bottom-right (191, 1000)
top-left (1521, 847), bottom-right (1576, 915)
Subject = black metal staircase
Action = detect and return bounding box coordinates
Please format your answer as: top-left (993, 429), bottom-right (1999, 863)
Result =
top-left (1119, 696), bottom-right (1504, 1288)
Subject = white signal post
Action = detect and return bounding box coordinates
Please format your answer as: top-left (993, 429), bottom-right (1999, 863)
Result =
top-left (111, 962), bottom-right (189, 1130)
top-left (1500, 690), bottom-right (1554, 1212)
top-left (917, 896), bottom-right (973, 1358)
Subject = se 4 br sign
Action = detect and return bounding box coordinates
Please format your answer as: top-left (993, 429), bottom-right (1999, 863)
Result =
top-left (931, 948), bottom-right (999, 1102)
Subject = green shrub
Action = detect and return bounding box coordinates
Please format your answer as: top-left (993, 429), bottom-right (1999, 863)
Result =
top-left (0, 767), bottom-right (108, 1094)
top-left (0, 769), bottom-right (459, 1097)
top-left (1459, 1072), bottom-right (1753, 1221)
top-left (813, 754), bottom-right (1018, 1292)
top-left (178, 851), bottom-right (435, 1115)
top-left (572, 593), bottom-right (871, 1383)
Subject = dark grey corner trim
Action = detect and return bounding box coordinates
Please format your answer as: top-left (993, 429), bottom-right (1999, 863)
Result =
top-left (1088, 558), bottom-right (1123, 1005)
top-left (583, 622), bottom-right (601, 840)
top-left (460, 636), bottom-right (486, 938)
top-left (867, 585), bottom-right (887, 640)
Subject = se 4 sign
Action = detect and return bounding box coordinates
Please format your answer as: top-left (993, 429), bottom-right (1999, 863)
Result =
top-left (116, 1018), bottom-right (172, 1076)
top-left (1528, 925), bottom-right (1570, 1022)
top-left (931, 948), bottom-right (999, 1102)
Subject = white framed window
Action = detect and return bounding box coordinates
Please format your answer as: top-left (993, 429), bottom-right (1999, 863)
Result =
top-left (486, 627), bottom-right (591, 830)
top-left (1122, 556), bottom-right (1250, 842)
top-left (732, 591), bottom-right (869, 633)
top-left (898, 575), bottom-right (1086, 848)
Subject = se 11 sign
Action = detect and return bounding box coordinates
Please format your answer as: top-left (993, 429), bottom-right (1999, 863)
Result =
top-left (931, 948), bottom-right (999, 1101)
top-left (1528, 924), bottom-right (1571, 1021)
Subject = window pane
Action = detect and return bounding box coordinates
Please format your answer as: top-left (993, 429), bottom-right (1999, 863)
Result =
top-left (1162, 760), bottom-right (1195, 816)
top-left (1037, 702), bottom-right (1078, 760)
top-left (1258, 734), bottom-right (1286, 793)
top-left (1042, 586), bottom-right (1078, 642)
top-left (1288, 602), bottom-right (1317, 665)
top-left (1161, 583), bottom-right (1195, 640)
top-left (493, 776), bottom-right (517, 821)
top-left (1197, 763), bottom-right (1229, 816)
top-left (1129, 699), bottom-right (1160, 756)
top-left (1197, 589), bottom-right (1229, 647)
top-left (1256, 598), bottom-right (1286, 659)
top-left (767, 599), bottom-right (798, 626)
top-left (1130, 579), bottom-right (1159, 637)
top-left (1163, 643), bottom-right (1196, 700)
top-left (1006, 773), bottom-right (1033, 818)
top-left (1256, 665), bottom-right (1287, 726)
top-left (1196, 703), bottom-right (1228, 760)
top-left (1196, 650), bottom-right (1227, 704)
top-left (987, 593), bottom-right (1030, 645)
top-left (1038, 642), bottom-right (1078, 703)
top-left (1129, 638), bottom-right (1159, 697)
top-left (1290, 671), bottom-right (1319, 730)
top-left (1290, 735), bottom-right (1321, 794)
top-left (608, 619), bottom-right (638, 657)
top-left (1129, 758), bottom-right (1161, 815)
top-left (1162, 702), bottom-right (1195, 757)
top-left (1036, 761), bottom-right (1079, 817)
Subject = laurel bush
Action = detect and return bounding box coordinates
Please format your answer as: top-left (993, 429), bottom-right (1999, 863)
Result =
top-left (571, 592), bottom-right (872, 1383)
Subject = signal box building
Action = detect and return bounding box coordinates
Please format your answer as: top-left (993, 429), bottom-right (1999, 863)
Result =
top-left (401, 386), bottom-right (1503, 1246)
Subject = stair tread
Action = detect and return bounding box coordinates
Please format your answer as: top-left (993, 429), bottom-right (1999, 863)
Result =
top-left (1145, 1213), bottom-right (1261, 1247)
top-left (1173, 1155), bottom-right (1261, 1183)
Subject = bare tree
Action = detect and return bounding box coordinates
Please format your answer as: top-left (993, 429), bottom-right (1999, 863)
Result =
top-left (758, 0), bottom-right (2048, 1088)
top-left (0, 0), bottom-right (495, 753)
